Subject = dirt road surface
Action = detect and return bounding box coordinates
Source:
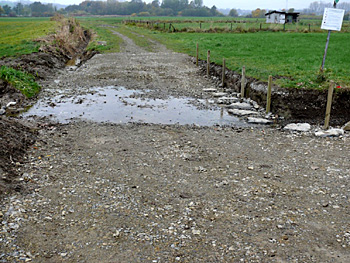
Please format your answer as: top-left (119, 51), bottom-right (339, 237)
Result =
top-left (1, 31), bottom-right (350, 262)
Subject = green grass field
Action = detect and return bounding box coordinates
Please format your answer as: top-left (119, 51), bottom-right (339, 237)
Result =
top-left (146, 30), bottom-right (350, 89)
top-left (0, 17), bottom-right (56, 58)
top-left (126, 17), bottom-right (350, 33)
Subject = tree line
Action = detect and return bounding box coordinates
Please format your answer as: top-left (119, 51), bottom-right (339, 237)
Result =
top-left (0, 0), bottom-right (224, 17)
top-left (1, 0), bottom-right (349, 18)
top-left (0, 2), bottom-right (57, 17)
top-left (65, 0), bottom-right (225, 17)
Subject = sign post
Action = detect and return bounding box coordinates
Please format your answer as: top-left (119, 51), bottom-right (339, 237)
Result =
top-left (320, 1), bottom-right (345, 72)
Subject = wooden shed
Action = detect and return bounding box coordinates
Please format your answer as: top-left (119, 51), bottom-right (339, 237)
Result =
top-left (265, 11), bottom-right (300, 24)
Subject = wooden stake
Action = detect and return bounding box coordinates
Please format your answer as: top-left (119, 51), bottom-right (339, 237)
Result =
top-left (240, 66), bottom-right (246, 98)
top-left (196, 43), bottom-right (199, 66)
top-left (207, 50), bottom-right (210, 77)
top-left (222, 58), bottom-right (226, 87)
top-left (266, 75), bottom-right (273, 113)
top-left (324, 81), bottom-right (335, 130)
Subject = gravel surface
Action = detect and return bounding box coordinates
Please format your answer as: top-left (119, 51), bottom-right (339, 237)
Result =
top-left (1, 30), bottom-right (349, 263)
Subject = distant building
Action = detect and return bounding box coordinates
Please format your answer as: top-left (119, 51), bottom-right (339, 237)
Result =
top-left (265, 11), bottom-right (300, 24)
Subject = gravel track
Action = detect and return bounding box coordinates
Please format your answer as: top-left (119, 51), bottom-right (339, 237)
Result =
top-left (1, 30), bottom-right (349, 263)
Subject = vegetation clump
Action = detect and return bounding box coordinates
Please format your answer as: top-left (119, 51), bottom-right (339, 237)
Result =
top-left (38, 14), bottom-right (89, 58)
top-left (0, 66), bottom-right (41, 98)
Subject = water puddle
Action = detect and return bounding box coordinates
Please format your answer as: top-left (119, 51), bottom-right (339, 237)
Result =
top-left (65, 56), bottom-right (81, 71)
top-left (22, 86), bottom-right (249, 127)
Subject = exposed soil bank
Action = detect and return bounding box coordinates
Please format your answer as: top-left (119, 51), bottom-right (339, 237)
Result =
top-left (201, 60), bottom-right (350, 125)
top-left (0, 18), bottom-right (94, 197)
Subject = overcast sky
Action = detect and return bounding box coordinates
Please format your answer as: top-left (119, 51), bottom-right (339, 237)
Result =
top-left (202, 0), bottom-right (329, 10)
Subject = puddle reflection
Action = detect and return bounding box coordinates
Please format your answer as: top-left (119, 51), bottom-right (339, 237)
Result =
top-left (22, 86), bottom-right (248, 126)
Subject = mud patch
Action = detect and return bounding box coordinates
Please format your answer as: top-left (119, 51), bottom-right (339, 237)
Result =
top-left (22, 86), bottom-right (248, 126)
top-left (0, 117), bottom-right (36, 196)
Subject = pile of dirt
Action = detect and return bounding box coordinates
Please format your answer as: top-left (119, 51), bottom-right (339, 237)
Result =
top-left (0, 79), bottom-right (26, 108)
top-left (2, 51), bottom-right (66, 77)
top-left (0, 117), bottom-right (37, 196)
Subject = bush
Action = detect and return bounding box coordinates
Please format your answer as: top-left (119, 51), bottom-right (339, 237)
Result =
top-left (138, 12), bottom-right (150, 17)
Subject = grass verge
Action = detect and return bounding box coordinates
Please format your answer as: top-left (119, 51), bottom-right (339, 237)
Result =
top-left (78, 18), bottom-right (155, 52)
top-left (0, 66), bottom-right (41, 98)
top-left (79, 18), bottom-right (123, 53)
top-left (115, 25), bottom-right (156, 51)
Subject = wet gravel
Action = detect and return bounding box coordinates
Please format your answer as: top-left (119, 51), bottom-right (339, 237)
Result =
top-left (1, 30), bottom-right (349, 262)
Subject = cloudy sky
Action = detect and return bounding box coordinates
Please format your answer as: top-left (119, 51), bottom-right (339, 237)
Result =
top-left (203, 0), bottom-right (326, 10)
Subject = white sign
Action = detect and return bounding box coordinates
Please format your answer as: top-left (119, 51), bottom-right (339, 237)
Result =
top-left (321, 8), bottom-right (345, 31)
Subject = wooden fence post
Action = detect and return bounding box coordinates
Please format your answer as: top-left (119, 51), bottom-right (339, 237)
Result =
top-left (207, 50), bottom-right (210, 77)
top-left (222, 58), bottom-right (226, 87)
top-left (196, 43), bottom-right (199, 66)
top-left (324, 81), bottom-right (335, 130)
top-left (266, 75), bottom-right (273, 113)
top-left (309, 24), bottom-right (311, 32)
top-left (231, 23), bottom-right (233, 31)
top-left (240, 66), bottom-right (246, 98)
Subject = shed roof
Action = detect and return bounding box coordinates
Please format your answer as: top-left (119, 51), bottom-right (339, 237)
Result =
top-left (265, 10), bottom-right (300, 16)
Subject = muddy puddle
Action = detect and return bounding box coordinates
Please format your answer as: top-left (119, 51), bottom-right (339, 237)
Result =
top-left (22, 86), bottom-right (250, 126)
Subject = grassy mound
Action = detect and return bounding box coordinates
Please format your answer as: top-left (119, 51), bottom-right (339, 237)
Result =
top-left (0, 66), bottom-right (40, 98)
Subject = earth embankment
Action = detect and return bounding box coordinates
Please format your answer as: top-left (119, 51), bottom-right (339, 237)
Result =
top-left (0, 16), bottom-right (94, 196)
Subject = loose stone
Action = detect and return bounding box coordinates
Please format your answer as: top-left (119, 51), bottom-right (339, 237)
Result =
top-left (202, 88), bottom-right (217, 92)
top-left (226, 102), bottom-right (253, 110)
top-left (342, 121), bottom-right (350, 131)
top-left (315, 128), bottom-right (344, 137)
top-left (212, 92), bottom-right (227, 97)
top-left (284, 123), bottom-right (311, 132)
top-left (247, 117), bottom-right (272, 124)
top-left (227, 109), bottom-right (258, 116)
